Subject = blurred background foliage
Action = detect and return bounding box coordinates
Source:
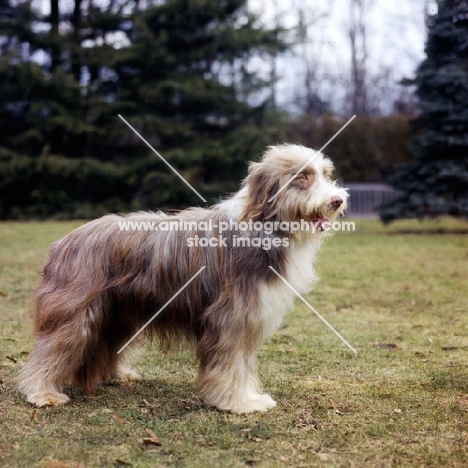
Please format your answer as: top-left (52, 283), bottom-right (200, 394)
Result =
top-left (380, 0), bottom-right (468, 222)
top-left (0, 0), bottom-right (282, 218)
top-left (0, 0), bottom-right (466, 220)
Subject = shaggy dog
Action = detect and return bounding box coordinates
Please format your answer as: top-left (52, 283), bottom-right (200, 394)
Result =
top-left (19, 144), bottom-right (348, 414)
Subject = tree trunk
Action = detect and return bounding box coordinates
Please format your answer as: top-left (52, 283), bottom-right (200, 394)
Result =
top-left (50, 0), bottom-right (60, 70)
top-left (347, 0), bottom-right (370, 116)
top-left (71, 0), bottom-right (83, 81)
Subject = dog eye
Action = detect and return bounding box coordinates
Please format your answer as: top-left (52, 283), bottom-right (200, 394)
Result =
top-left (298, 174), bottom-right (310, 181)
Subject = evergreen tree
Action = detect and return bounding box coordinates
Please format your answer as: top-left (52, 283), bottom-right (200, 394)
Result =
top-left (380, 0), bottom-right (468, 222)
top-left (0, 0), bottom-right (285, 218)
top-left (96, 0), bottom-right (285, 208)
top-left (0, 0), bottom-right (128, 218)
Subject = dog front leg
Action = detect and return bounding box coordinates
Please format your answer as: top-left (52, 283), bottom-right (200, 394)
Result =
top-left (195, 325), bottom-right (276, 414)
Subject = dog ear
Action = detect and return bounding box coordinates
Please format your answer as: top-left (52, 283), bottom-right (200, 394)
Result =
top-left (241, 162), bottom-right (279, 221)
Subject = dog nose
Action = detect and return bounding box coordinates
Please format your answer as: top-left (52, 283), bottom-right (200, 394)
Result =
top-left (331, 196), bottom-right (343, 209)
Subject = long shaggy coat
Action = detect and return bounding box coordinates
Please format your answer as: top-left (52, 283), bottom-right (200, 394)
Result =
top-left (19, 144), bottom-right (348, 413)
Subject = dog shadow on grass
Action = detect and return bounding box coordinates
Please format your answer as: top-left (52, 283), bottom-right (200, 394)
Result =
top-left (63, 376), bottom-right (209, 415)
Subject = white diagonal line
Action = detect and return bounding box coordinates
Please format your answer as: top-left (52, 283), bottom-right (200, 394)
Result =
top-left (268, 115), bottom-right (356, 203)
top-left (118, 114), bottom-right (207, 203)
top-left (269, 266), bottom-right (357, 355)
top-left (117, 266), bottom-right (206, 354)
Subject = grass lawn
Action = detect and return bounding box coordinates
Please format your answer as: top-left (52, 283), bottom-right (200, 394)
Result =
top-left (1, 217), bottom-right (468, 467)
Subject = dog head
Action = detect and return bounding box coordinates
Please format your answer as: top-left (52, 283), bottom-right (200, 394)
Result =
top-left (241, 144), bottom-right (348, 229)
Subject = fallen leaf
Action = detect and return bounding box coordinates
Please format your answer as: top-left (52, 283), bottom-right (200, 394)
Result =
top-left (112, 414), bottom-right (128, 424)
top-left (145, 428), bottom-right (158, 439)
top-left (394, 408), bottom-right (402, 414)
top-left (0, 291), bottom-right (6, 297)
top-left (45, 461), bottom-right (71, 468)
top-left (6, 356), bottom-right (17, 363)
top-left (115, 459), bottom-right (132, 466)
top-left (251, 437), bottom-right (262, 443)
top-left (143, 437), bottom-right (162, 446)
top-left (441, 344), bottom-right (463, 350)
top-left (300, 442), bottom-right (320, 452)
top-left (31, 409), bottom-right (36, 421)
top-left (139, 399), bottom-right (155, 415)
top-left (373, 343), bottom-right (398, 349)
top-left (442, 344), bottom-right (457, 350)
top-left (143, 428), bottom-right (162, 446)
top-left (35, 420), bottom-right (46, 431)
top-left (245, 459), bottom-right (260, 466)
top-left (457, 397), bottom-right (468, 406)
top-left (195, 437), bottom-right (207, 446)
top-left (295, 414), bottom-right (321, 431)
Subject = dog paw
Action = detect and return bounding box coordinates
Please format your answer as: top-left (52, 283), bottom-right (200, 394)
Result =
top-left (26, 391), bottom-right (70, 407)
top-left (115, 366), bottom-right (142, 382)
top-left (229, 393), bottom-right (277, 414)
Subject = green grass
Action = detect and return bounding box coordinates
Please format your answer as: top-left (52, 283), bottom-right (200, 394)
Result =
top-left (1, 218), bottom-right (468, 467)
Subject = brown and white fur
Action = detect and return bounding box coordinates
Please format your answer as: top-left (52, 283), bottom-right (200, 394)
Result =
top-left (18, 144), bottom-right (348, 414)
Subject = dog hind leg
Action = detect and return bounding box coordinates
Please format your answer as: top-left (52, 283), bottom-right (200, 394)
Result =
top-left (103, 343), bottom-right (142, 384)
top-left (18, 333), bottom-right (75, 407)
top-left (19, 302), bottom-right (106, 407)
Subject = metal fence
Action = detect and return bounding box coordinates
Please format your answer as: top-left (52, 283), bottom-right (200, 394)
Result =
top-left (345, 183), bottom-right (402, 217)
